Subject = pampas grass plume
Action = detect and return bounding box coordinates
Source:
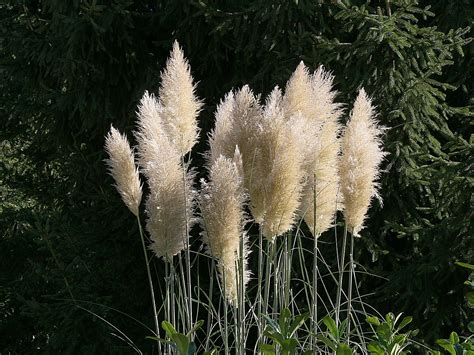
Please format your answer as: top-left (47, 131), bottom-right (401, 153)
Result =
top-left (339, 88), bottom-right (385, 234)
top-left (135, 91), bottom-right (195, 261)
top-left (300, 67), bottom-right (343, 236)
top-left (200, 154), bottom-right (248, 304)
top-left (104, 126), bottom-right (142, 217)
top-left (254, 87), bottom-right (304, 240)
top-left (208, 91), bottom-right (236, 165)
top-left (159, 40), bottom-right (203, 156)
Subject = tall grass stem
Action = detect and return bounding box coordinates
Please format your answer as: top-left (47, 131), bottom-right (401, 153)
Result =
top-left (335, 224), bottom-right (348, 327)
top-left (136, 215), bottom-right (162, 355)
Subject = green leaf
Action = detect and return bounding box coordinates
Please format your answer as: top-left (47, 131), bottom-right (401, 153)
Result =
top-left (397, 316), bottom-right (413, 331)
top-left (171, 333), bottom-right (190, 355)
top-left (455, 261), bottom-right (474, 270)
top-left (468, 321), bottom-right (474, 333)
top-left (187, 341), bottom-right (197, 355)
top-left (366, 316), bottom-right (381, 326)
top-left (449, 332), bottom-right (460, 344)
top-left (466, 292), bottom-right (474, 306)
top-left (336, 343), bottom-right (353, 355)
top-left (323, 316), bottom-right (339, 339)
top-left (279, 308), bottom-right (291, 335)
top-left (263, 315), bottom-right (281, 333)
top-left (316, 334), bottom-right (337, 351)
top-left (436, 339), bottom-right (456, 355)
top-left (367, 342), bottom-right (385, 355)
top-left (186, 320), bottom-right (204, 337)
top-left (162, 321), bottom-right (177, 337)
top-left (260, 343), bottom-right (276, 354)
top-left (288, 313), bottom-right (309, 337)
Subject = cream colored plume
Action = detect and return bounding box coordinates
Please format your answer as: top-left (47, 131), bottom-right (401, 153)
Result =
top-left (135, 91), bottom-right (195, 261)
top-left (339, 88), bottom-right (385, 235)
top-left (207, 91), bottom-right (236, 165)
top-left (199, 154), bottom-right (249, 305)
top-left (159, 40), bottom-right (203, 155)
top-left (251, 87), bottom-right (305, 240)
top-left (283, 61), bottom-right (314, 120)
top-left (207, 85), bottom-right (263, 188)
top-left (104, 126), bottom-right (143, 216)
top-left (299, 66), bottom-right (343, 236)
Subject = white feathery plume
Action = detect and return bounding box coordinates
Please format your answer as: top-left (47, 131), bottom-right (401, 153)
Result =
top-left (159, 40), bottom-right (203, 156)
top-left (339, 88), bottom-right (385, 235)
top-left (208, 85), bottom-right (263, 190)
top-left (252, 87), bottom-right (305, 240)
top-left (199, 154), bottom-right (249, 305)
top-left (208, 91), bottom-right (236, 165)
top-left (135, 91), bottom-right (196, 261)
top-left (104, 126), bottom-right (143, 217)
top-left (299, 66), bottom-right (343, 236)
top-left (283, 61), bottom-right (315, 120)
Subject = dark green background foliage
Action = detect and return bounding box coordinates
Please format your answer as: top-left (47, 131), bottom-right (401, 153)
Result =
top-left (1, 0), bottom-right (472, 353)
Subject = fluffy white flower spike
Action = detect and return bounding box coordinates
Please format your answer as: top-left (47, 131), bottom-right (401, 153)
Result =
top-left (135, 90), bottom-right (196, 261)
top-left (159, 40), bottom-right (203, 156)
top-left (208, 91), bottom-right (236, 165)
top-left (104, 126), bottom-right (143, 217)
top-left (300, 66), bottom-right (343, 236)
top-left (339, 88), bottom-right (385, 235)
top-left (199, 154), bottom-right (249, 305)
top-left (253, 87), bottom-right (305, 240)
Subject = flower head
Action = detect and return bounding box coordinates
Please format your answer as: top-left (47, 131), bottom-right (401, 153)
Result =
top-left (339, 88), bottom-right (386, 234)
top-left (104, 126), bottom-right (142, 216)
top-left (159, 40), bottom-right (203, 155)
top-left (199, 154), bottom-right (249, 304)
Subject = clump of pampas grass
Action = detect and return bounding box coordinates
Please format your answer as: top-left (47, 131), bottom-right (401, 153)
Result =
top-left (104, 126), bottom-right (143, 217)
top-left (199, 151), bottom-right (249, 304)
top-left (209, 86), bottom-right (304, 240)
top-left (339, 88), bottom-right (385, 235)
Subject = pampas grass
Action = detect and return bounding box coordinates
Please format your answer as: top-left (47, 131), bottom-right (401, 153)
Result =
top-left (104, 126), bottom-right (143, 217)
top-left (252, 87), bottom-right (305, 240)
top-left (102, 53), bottom-right (389, 354)
top-left (159, 40), bottom-right (203, 156)
top-left (300, 66), bottom-right (343, 237)
top-left (339, 88), bottom-right (385, 235)
top-left (135, 92), bottom-right (196, 260)
top-left (336, 88), bottom-right (385, 340)
top-left (199, 154), bottom-right (249, 304)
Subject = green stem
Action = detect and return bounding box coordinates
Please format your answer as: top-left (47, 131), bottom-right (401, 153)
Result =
top-left (205, 259), bottom-right (215, 352)
top-left (263, 239), bottom-right (276, 322)
top-left (258, 227), bottom-right (264, 331)
top-left (137, 215), bottom-right (162, 355)
top-left (170, 260), bottom-right (176, 329)
top-left (312, 174), bottom-right (318, 350)
top-left (335, 224), bottom-right (348, 328)
top-left (223, 270), bottom-right (229, 355)
top-left (346, 230), bottom-right (355, 344)
top-left (273, 239), bottom-right (279, 316)
top-left (177, 253), bottom-right (188, 333)
top-left (239, 233), bottom-right (245, 354)
top-left (181, 155), bottom-right (193, 334)
top-left (283, 233), bottom-right (290, 310)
